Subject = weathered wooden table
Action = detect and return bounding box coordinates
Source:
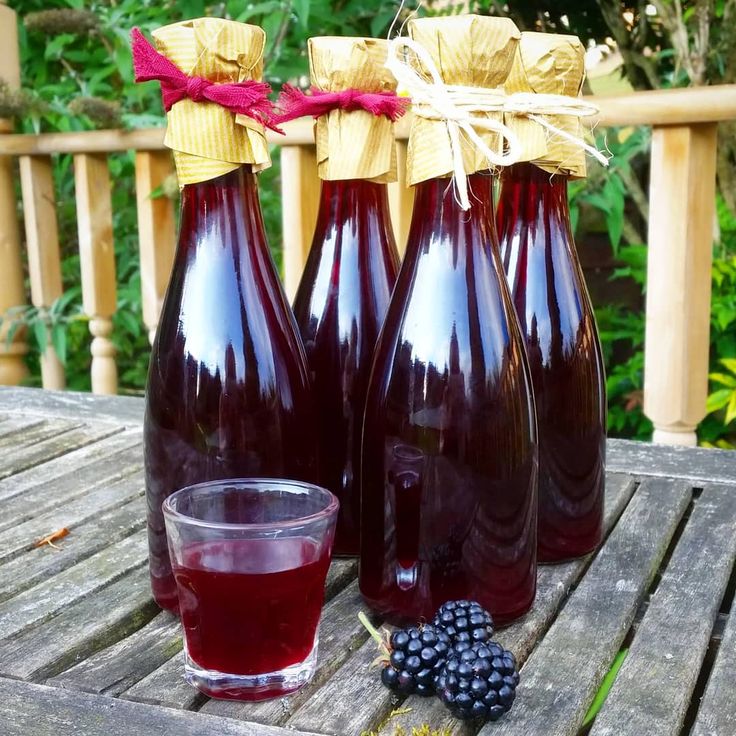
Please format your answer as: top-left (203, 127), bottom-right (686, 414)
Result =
top-left (1, 386), bottom-right (735, 736)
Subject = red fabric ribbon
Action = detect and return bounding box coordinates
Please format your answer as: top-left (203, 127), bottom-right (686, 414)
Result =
top-left (130, 28), bottom-right (281, 133)
top-left (275, 83), bottom-right (410, 124)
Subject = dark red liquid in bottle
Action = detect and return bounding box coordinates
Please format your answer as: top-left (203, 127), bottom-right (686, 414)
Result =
top-left (145, 167), bottom-right (317, 613)
top-left (293, 179), bottom-right (399, 556)
top-left (360, 173), bottom-right (538, 625)
top-left (173, 537), bottom-right (330, 699)
top-left (497, 163), bottom-right (606, 562)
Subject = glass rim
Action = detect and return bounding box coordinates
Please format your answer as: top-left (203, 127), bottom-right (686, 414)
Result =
top-left (162, 477), bottom-right (339, 532)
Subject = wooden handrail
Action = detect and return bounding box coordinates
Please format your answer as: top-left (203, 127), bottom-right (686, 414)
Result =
top-left (1, 85), bottom-right (734, 157)
top-left (1, 83), bottom-right (735, 445)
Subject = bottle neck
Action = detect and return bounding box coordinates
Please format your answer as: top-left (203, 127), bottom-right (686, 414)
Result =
top-left (315, 178), bottom-right (391, 230)
top-left (178, 166), bottom-right (267, 252)
top-left (496, 162), bottom-right (572, 244)
top-left (407, 172), bottom-right (496, 250)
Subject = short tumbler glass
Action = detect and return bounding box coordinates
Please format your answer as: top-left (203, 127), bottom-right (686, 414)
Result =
top-left (162, 478), bottom-right (339, 701)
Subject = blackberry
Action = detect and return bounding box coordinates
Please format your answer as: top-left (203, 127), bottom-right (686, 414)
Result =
top-left (380, 625), bottom-right (452, 697)
top-left (432, 600), bottom-right (494, 654)
top-left (436, 641), bottom-right (520, 722)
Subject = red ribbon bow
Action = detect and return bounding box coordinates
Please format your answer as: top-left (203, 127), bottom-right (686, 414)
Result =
top-left (130, 28), bottom-right (281, 133)
top-left (275, 84), bottom-right (410, 124)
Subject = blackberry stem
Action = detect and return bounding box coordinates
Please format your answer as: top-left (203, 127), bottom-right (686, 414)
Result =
top-left (358, 611), bottom-right (384, 646)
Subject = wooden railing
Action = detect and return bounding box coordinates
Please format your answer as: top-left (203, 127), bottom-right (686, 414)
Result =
top-left (1, 10), bottom-right (736, 445)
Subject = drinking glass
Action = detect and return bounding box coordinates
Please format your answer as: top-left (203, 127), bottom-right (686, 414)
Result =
top-left (163, 478), bottom-right (339, 701)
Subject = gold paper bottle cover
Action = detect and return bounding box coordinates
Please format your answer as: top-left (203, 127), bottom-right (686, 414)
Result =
top-left (504, 32), bottom-right (587, 178)
top-left (405, 15), bottom-right (521, 186)
top-left (151, 18), bottom-right (271, 185)
top-left (308, 37), bottom-right (400, 182)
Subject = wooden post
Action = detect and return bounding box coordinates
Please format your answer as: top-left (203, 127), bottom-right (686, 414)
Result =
top-left (0, 0), bottom-right (28, 385)
top-left (19, 155), bottom-right (65, 390)
top-left (388, 140), bottom-right (414, 257)
top-left (643, 123), bottom-right (718, 446)
top-left (74, 153), bottom-right (117, 394)
top-left (281, 145), bottom-right (319, 302)
top-left (134, 151), bottom-right (176, 346)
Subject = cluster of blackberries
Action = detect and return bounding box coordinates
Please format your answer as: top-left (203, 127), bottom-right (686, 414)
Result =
top-left (379, 600), bottom-right (519, 723)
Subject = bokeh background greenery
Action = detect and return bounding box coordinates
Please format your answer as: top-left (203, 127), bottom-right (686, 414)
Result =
top-left (4, 0), bottom-right (736, 445)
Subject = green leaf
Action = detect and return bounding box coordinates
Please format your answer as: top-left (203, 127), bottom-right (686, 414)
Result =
top-left (569, 203), bottom-right (580, 235)
top-left (32, 321), bottom-right (47, 355)
top-left (706, 388), bottom-right (733, 412)
top-left (582, 649), bottom-right (628, 727)
top-left (51, 323), bottom-right (68, 366)
top-left (581, 192), bottom-right (611, 214)
top-left (294, 0), bottom-right (311, 29)
top-left (709, 372), bottom-right (736, 388)
top-left (721, 358), bottom-right (736, 374)
top-left (725, 392), bottom-right (736, 425)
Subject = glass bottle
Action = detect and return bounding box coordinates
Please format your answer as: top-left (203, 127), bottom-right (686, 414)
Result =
top-left (497, 162), bottom-right (606, 562)
top-left (293, 179), bottom-right (399, 555)
top-left (145, 166), bottom-right (318, 613)
top-left (360, 172), bottom-right (538, 625)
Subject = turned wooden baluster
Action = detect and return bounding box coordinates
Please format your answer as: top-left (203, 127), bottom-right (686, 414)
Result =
top-left (0, 0), bottom-right (29, 386)
top-left (74, 153), bottom-right (118, 394)
top-left (19, 155), bottom-right (66, 390)
top-left (135, 151), bottom-right (176, 345)
top-left (643, 123), bottom-right (718, 446)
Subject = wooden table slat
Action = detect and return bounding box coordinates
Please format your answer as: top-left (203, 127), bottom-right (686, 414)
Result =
top-left (691, 592), bottom-right (736, 735)
top-left (589, 482), bottom-right (736, 736)
top-left (0, 417), bottom-right (79, 450)
top-left (0, 415), bottom-right (46, 441)
top-left (388, 472), bottom-right (638, 736)
top-left (49, 612), bottom-right (181, 697)
top-left (0, 566), bottom-right (157, 682)
top-left (0, 677), bottom-right (321, 736)
top-left (0, 423), bottom-right (122, 480)
top-left (609, 438), bottom-right (736, 484)
top-left (0, 528), bottom-right (147, 641)
top-left (0, 496), bottom-right (145, 604)
top-left (0, 386), bottom-right (145, 426)
top-left (479, 478), bottom-right (692, 736)
top-left (0, 429), bottom-right (141, 513)
top-left (286, 630), bottom-right (393, 736)
top-left (120, 649), bottom-right (201, 710)
top-left (0, 470), bottom-right (144, 564)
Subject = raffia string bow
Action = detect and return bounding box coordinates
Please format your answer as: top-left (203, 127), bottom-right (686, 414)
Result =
top-left (386, 35), bottom-right (522, 210)
top-left (386, 35), bottom-right (608, 209)
top-left (275, 84), bottom-right (409, 124)
top-left (130, 27), bottom-right (281, 132)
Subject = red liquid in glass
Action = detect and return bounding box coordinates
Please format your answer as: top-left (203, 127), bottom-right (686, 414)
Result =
top-left (173, 538), bottom-right (330, 699)
top-left (497, 163), bottom-right (606, 562)
top-left (293, 179), bottom-right (399, 556)
top-left (145, 167), bottom-right (317, 613)
top-left (360, 173), bottom-right (538, 625)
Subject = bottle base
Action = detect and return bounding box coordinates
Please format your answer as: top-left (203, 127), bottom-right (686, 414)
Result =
top-left (151, 580), bottom-right (179, 616)
top-left (360, 589), bottom-right (535, 628)
top-left (537, 535), bottom-right (602, 564)
top-left (183, 640), bottom-right (318, 702)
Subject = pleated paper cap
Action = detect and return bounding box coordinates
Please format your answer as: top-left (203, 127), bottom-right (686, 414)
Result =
top-left (308, 37), bottom-right (399, 182)
top-left (504, 32), bottom-right (587, 177)
top-left (406, 15), bottom-right (520, 186)
top-left (152, 18), bottom-right (271, 184)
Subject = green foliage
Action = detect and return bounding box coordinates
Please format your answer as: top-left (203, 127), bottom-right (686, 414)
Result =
top-left (587, 196), bottom-right (736, 446)
top-left (582, 648), bottom-right (628, 728)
